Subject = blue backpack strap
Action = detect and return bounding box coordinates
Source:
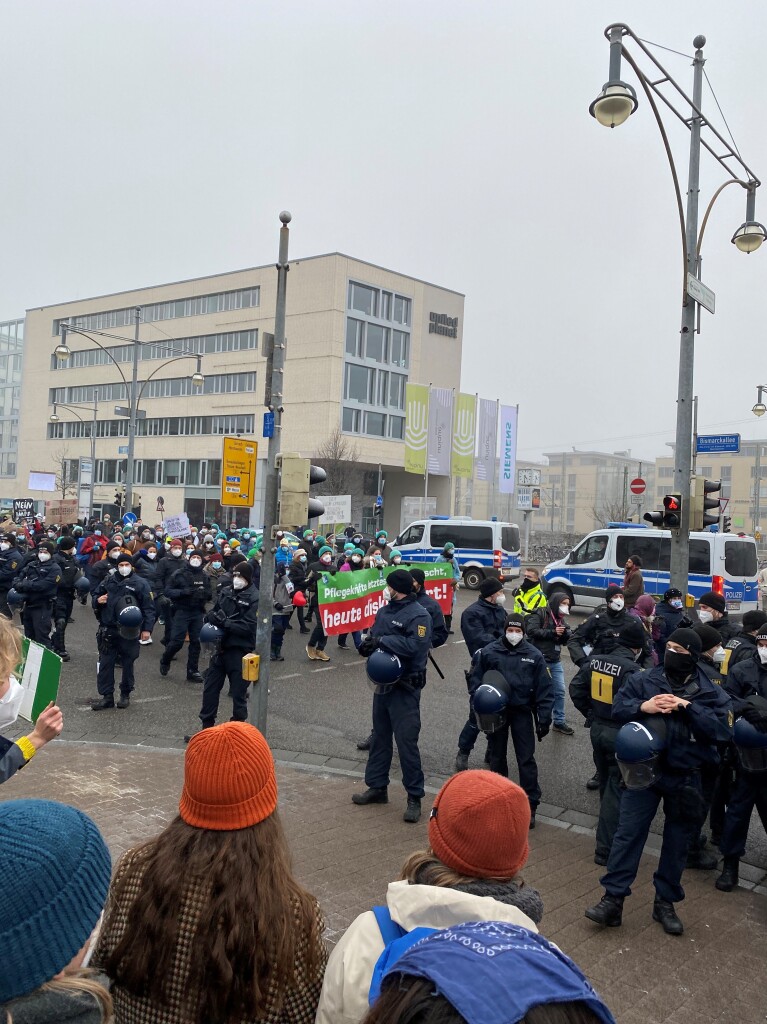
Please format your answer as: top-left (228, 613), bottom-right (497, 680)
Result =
top-left (371, 905), bottom-right (405, 946)
top-left (369, 908), bottom-right (435, 1007)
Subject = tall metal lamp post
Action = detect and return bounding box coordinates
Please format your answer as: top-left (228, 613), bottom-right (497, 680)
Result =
top-left (49, 395), bottom-right (99, 522)
top-left (590, 24), bottom-right (764, 593)
top-left (751, 386), bottom-right (767, 536)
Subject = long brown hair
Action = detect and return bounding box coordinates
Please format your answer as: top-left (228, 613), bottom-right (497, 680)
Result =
top-left (400, 849), bottom-right (527, 888)
top-left (104, 813), bottom-right (322, 1024)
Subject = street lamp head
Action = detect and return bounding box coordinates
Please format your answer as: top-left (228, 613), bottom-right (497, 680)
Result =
top-left (732, 220), bottom-right (767, 254)
top-left (191, 371), bottom-right (205, 388)
top-left (279, 210), bottom-right (292, 225)
top-left (54, 343), bottom-right (71, 360)
top-left (49, 411), bottom-right (60, 423)
top-left (589, 81), bottom-right (638, 128)
top-left (753, 402), bottom-right (767, 418)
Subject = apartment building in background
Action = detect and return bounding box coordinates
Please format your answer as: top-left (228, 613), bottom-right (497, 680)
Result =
top-left (0, 319), bottom-right (24, 481)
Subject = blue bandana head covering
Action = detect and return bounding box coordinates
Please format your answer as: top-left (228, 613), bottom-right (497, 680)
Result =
top-left (380, 921), bottom-right (615, 1024)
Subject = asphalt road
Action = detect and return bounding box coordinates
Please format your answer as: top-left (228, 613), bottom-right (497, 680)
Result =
top-left (35, 587), bottom-right (767, 868)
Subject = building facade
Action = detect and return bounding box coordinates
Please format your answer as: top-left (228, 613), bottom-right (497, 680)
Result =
top-left (0, 319), bottom-right (23, 481)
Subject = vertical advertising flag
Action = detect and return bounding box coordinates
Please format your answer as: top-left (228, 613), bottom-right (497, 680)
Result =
top-left (475, 398), bottom-right (497, 482)
top-left (405, 384), bottom-right (429, 475)
top-left (451, 393), bottom-right (476, 479)
top-left (427, 387), bottom-right (454, 476)
top-left (498, 405), bottom-right (518, 495)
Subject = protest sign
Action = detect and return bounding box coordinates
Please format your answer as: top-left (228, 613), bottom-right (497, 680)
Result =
top-left (17, 638), bottom-right (61, 724)
top-left (13, 498), bottom-right (34, 520)
top-left (45, 498), bottom-right (79, 523)
top-left (317, 563), bottom-right (453, 636)
top-left (162, 512), bottom-right (191, 539)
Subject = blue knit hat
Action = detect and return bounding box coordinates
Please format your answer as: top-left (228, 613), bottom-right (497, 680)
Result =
top-left (0, 799), bottom-right (112, 1001)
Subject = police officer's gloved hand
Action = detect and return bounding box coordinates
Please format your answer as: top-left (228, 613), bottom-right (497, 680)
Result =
top-left (358, 634), bottom-right (379, 658)
top-left (536, 723), bottom-right (551, 741)
top-left (209, 608), bottom-right (227, 627)
top-left (741, 705), bottom-right (764, 725)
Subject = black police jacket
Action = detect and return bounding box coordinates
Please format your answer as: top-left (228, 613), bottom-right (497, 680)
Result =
top-left (612, 665), bottom-right (733, 771)
top-left (205, 583), bottom-right (258, 650)
top-left (724, 653), bottom-right (767, 715)
top-left (415, 589), bottom-right (448, 648)
top-left (468, 637), bottom-right (554, 726)
top-left (165, 562), bottom-right (212, 609)
top-left (722, 631), bottom-right (757, 677)
top-left (132, 551), bottom-right (160, 586)
top-left (652, 603), bottom-right (692, 661)
top-left (526, 607), bottom-right (572, 664)
top-left (53, 552), bottom-right (80, 594)
top-left (13, 558), bottom-right (61, 607)
top-left (0, 547), bottom-right (21, 589)
top-left (92, 572), bottom-right (156, 633)
top-left (697, 657), bottom-right (725, 689)
top-left (369, 593), bottom-right (432, 677)
top-left (87, 558), bottom-right (116, 594)
top-left (711, 612), bottom-right (741, 645)
top-left (567, 606), bottom-right (635, 666)
top-left (153, 552), bottom-right (185, 596)
top-left (569, 640), bottom-right (644, 724)
top-left (460, 598), bottom-right (507, 656)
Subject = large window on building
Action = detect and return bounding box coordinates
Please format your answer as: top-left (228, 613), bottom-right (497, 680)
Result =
top-left (53, 291), bottom-right (259, 335)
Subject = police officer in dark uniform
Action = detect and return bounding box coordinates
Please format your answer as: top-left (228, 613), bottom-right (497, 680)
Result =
top-left (586, 628), bottom-right (733, 936)
top-left (567, 585), bottom-right (635, 666)
top-left (154, 538), bottom-right (185, 645)
top-left (198, 561), bottom-right (258, 727)
top-left (570, 619), bottom-right (646, 865)
top-left (50, 536), bottom-right (81, 661)
top-left (160, 546), bottom-right (212, 682)
top-left (453, 578), bottom-right (508, 771)
top-left (716, 625), bottom-right (767, 892)
top-left (697, 590), bottom-right (741, 644)
top-left (0, 533), bottom-right (21, 618)
top-left (409, 568), bottom-right (449, 648)
top-left (91, 552), bottom-right (155, 710)
top-left (467, 612), bottom-right (554, 827)
top-left (352, 569), bottom-right (432, 823)
top-left (720, 609), bottom-right (767, 676)
top-left (13, 540), bottom-right (61, 646)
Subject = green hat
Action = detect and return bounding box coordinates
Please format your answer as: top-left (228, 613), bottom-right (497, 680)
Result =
top-left (344, 542), bottom-right (355, 551)
top-left (376, 529), bottom-right (388, 539)
top-left (319, 545), bottom-right (333, 557)
top-left (444, 541), bottom-right (455, 551)
top-left (353, 547), bottom-right (365, 557)
top-left (303, 529), bottom-right (314, 539)
top-left (390, 549), bottom-right (402, 559)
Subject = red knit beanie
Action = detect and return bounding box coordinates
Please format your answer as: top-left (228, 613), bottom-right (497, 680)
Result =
top-left (428, 770), bottom-right (530, 878)
top-left (170, 538), bottom-right (183, 549)
top-left (179, 722), bottom-right (278, 830)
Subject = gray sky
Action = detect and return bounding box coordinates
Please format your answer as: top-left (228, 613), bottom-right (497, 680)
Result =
top-left (2, 0), bottom-right (766, 464)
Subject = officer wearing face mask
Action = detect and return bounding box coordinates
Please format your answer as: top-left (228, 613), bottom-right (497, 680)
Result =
top-left (0, 534), bottom-right (21, 619)
top-left (453, 578), bottom-right (508, 771)
top-left (652, 588), bottom-right (692, 664)
top-left (720, 609), bottom-right (767, 676)
top-left (467, 613), bottom-right (553, 828)
top-left (91, 553), bottom-right (155, 710)
top-left (160, 544), bottom-right (212, 683)
top-left (512, 568), bottom-right (547, 616)
top-left (586, 628), bottom-right (732, 937)
top-left (12, 541), bottom-right (62, 647)
top-left (527, 591), bottom-right (574, 737)
top-left (567, 585), bottom-right (635, 668)
top-left (696, 590), bottom-right (741, 644)
top-left (154, 538), bottom-right (185, 645)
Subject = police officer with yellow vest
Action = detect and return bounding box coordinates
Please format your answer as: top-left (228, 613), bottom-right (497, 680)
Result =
top-left (512, 568), bottom-right (547, 616)
top-left (720, 609), bottom-right (767, 675)
top-left (570, 619), bottom-right (646, 865)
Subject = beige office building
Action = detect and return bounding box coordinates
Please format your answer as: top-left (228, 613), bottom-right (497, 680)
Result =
top-left (12, 253), bottom-right (464, 532)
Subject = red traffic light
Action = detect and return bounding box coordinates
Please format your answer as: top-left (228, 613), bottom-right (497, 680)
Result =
top-left (664, 495), bottom-right (680, 511)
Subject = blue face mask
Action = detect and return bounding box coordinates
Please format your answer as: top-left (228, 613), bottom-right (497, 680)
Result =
top-left (670, 599), bottom-right (683, 609)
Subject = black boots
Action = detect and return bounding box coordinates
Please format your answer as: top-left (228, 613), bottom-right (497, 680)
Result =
top-left (715, 856), bottom-right (739, 892)
top-left (454, 751), bottom-right (469, 771)
top-left (685, 846), bottom-right (718, 870)
top-left (653, 898), bottom-right (684, 935)
top-left (351, 787), bottom-right (388, 806)
top-left (585, 894), bottom-right (624, 927)
top-left (356, 733), bottom-right (373, 751)
top-left (445, 614), bottom-right (454, 634)
top-left (403, 797), bottom-right (422, 823)
top-left (91, 697), bottom-right (115, 711)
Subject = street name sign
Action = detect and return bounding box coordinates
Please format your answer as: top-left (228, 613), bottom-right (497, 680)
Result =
top-left (686, 273), bottom-right (716, 314)
top-left (696, 433), bottom-right (740, 454)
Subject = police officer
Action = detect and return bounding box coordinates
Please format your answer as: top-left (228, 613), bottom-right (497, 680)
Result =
top-left (697, 590), bottom-right (741, 644)
top-left (0, 533), bottom-right (21, 618)
top-left (527, 590), bottom-right (574, 736)
top-left (586, 628), bottom-right (732, 936)
top-left (720, 609), bottom-right (767, 675)
top-left (467, 612), bottom-right (554, 828)
top-left (198, 561), bottom-right (258, 727)
top-left (570, 619), bottom-right (646, 865)
top-left (352, 568), bottom-right (432, 823)
top-left (512, 568), bottom-right (547, 616)
top-left (91, 552), bottom-right (155, 710)
top-left (13, 541), bottom-right (61, 646)
top-left (716, 625), bottom-right (767, 892)
top-left (453, 578), bottom-right (508, 771)
top-left (50, 536), bottom-right (81, 661)
top-left (692, 622), bottom-right (732, 855)
top-left (409, 568), bottom-right (449, 648)
top-left (567, 585), bottom-right (635, 667)
top-left (160, 544), bottom-right (212, 682)
top-left (154, 538), bottom-right (185, 645)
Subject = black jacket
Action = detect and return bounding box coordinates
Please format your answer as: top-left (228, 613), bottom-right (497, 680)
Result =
top-left (92, 571), bottom-right (156, 633)
top-left (13, 557), bottom-right (61, 607)
top-left (415, 589), bottom-right (448, 648)
top-left (526, 605), bottom-right (573, 664)
top-left (153, 551), bottom-right (185, 596)
top-left (460, 598), bottom-right (507, 657)
top-left (165, 561), bottom-right (212, 609)
top-left (288, 559), bottom-right (308, 592)
top-left (132, 551), bottom-right (160, 586)
top-left (652, 602), bottom-right (692, 661)
top-left (722, 632), bottom-right (757, 677)
top-left (569, 639), bottom-right (644, 724)
top-left (369, 593), bottom-right (432, 677)
top-left (205, 582), bottom-right (259, 650)
top-left (468, 637), bottom-right (554, 726)
top-left (567, 606), bottom-right (636, 666)
top-left (709, 612), bottom-right (741, 645)
top-left (53, 550), bottom-right (80, 594)
top-left (0, 545), bottom-right (21, 589)
top-left (724, 652), bottom-right (767, 716)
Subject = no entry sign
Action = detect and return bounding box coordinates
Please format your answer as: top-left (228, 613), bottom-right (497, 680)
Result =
top-left (630, 478), bottom-right (646, 495)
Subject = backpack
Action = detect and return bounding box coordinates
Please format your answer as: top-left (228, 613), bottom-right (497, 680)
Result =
top-left (368, 906), bottom-right (435, 1005)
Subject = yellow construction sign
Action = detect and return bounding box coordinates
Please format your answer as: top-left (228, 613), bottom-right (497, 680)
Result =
top-left (221, 436), bottom-right (258, 507)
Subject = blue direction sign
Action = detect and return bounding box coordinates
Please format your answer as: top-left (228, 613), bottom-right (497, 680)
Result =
top-left (696, 433), bottom-right (740, 454)
top-left (263, 411), bottom-right (275, 438)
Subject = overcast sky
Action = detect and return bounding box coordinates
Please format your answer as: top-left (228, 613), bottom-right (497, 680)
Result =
top-left (2, 0), bottom-right (766, 464)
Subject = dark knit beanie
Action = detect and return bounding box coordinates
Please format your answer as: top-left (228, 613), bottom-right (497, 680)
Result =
top-left (0, 799), bottom-right (111, 1002)
top-left (58, 536), bottom-right (76, 551)
top-left (742, 610), bottom-right (767, 633)
top-left (505, 613), bottom-right (526, 632)
top-left (37, 540), bottom-right (55, 555)
top-left (480, 578), bottom-right (503, 598)
top-left (233, 561), bottom-right (253, 583)
top-left (605, 584), bottom-right (624, 602)
top-left (409, 568), bottom-right (426, 587)
top-left (698, 591), bottom-right (726, 614)
top-left (667, 627), bottom-right (703, 657)
top-left (618, 620), bottom-right (646, 649)
top-left (387, 569), bottom-right (414, 595)
top-left (693, 623), bottom-right (723, 651)
top-left (106, 539), bottom-right (121, 553)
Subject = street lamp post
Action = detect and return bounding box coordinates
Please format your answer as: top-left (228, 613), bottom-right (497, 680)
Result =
top-left (590, 24), bottom-right (764, 593)
top-left (751, 386), bottom-right (767, 535)
top-left (49, 395), bottom-right (98, 522)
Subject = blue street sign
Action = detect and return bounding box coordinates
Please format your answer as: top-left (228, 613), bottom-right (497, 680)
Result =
top-left (696, 433), bottom-right (740, 454)
top-left (122, 512), bottom-right (137, 525)
top-left (263, 411), bottom-right (275, 438)
top-left (375, 495), bottom-right (383, 507)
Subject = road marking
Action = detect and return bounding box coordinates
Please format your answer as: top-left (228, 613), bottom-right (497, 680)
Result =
top-left (311, 667), bottom-right (334, 672)
top-left (275, 673), bottom-right (301, 680)
top-left (452, 639), bottom-right (466, 644)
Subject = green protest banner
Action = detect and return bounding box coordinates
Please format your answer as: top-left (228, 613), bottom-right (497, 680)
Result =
top-left (317, 563), bottom-right (453, 636)
top-left (17, 638), bottom-right (62, 723)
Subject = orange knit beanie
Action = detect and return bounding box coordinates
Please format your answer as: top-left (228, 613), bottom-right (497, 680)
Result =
top-left (428, 770), bottom-right (530, 878)
top-left (179, 722), bottom-right (278, 830)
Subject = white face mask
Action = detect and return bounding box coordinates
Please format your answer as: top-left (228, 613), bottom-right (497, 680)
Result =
top-left (758, 647), bottom-right (767, 664)
top-left (609, 598), bottom-right (624, 611)
top-left (0, 543), bottom-right (9, 551)
top-left (320, 555), bottom-right (332, 565)
top-left (233, 576), bottom-right (247, 590)
top-left (118, 565), bottom-right (132, 576)
top-left (351, 556), bottom-right (362, 565)
top-left (698, 610), bottom-right (714, 624)
top-left (190, 557), bottom-right (203, 568)
top-left (559, 606), bottom-right (571, 616)
top-left (109, 551), bottom-right (121, 560)
top-left (494, 593), bottom-right (506, 605)
top-left (712, 647), bottom-right (727, 664)
top-left (38, 552), bottom-right (51, 562)
top-left (171, 548), bottom-right (182, 557)
top-left (147, 551), bottom-right (157, 560)
top-left (0, 678), bottom-right (24, 731)
top-left (505, 631), bottom-right (523, 646)
top-left (382, 587), bottom-right (392, 602)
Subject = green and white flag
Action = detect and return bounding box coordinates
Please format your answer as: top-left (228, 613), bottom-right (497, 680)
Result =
top-left (451, 392), bottom-right (476, 479)
top-left (405, 383), bottom-right (429, 475)
top-left (17, 639), bottom-right (61, 723)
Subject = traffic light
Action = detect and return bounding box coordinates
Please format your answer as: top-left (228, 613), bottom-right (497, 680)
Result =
top-left (645, 493), bottom-right (682, 529)
top-left (277, 455), bottom-right (326, 525)
top-left (690, 477), bottom-right (721, 531)
top-left (373, 495), bottom-right (383, 519)
top-left (723, 515), bottom-right (732, 533)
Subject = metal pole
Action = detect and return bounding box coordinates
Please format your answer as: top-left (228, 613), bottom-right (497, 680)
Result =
top-left (755, 441), bottom-right (761, 535)
top-left (669, 36), bottom-right (705, 595)
top-left (524, 511), bottom-right (530, 561)
top-left (253, 212), bottom-right (291, 734)
top-left (125, 308), bottom-right (140, 514)
top-left (89, 397), bottom-right (97, 524)
top-left (692, 396), bottom-right (698, 475)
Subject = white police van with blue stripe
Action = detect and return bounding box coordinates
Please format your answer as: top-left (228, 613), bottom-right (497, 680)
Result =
top-left (394, 516), bottom-right (521, 589)
top-left (541, 523), bottom-right (758, 612)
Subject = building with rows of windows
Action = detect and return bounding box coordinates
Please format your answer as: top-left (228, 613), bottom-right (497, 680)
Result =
top-left (10, 254), bottom-right (463, 530)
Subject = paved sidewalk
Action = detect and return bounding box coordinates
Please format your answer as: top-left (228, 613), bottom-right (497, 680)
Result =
top-left (2, 742), bottom-right (766, 1023)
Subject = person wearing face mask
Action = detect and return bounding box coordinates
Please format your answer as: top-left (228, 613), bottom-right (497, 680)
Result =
top-left (567, 585), bottom-right (641, 669)
top-left (715, 626), bottom-right (767, 892)
top-left (0, 532), bottom-right (21, 618)
top-left (132, 542), bottom-right (161, 644)
top-left (586, 628), bottom-right (732, 936)
top-left (512, 569), bottom-right (547, 617)
top-left (527, 591), bottom-right (574, 736)
top-left (197, 562), bottom-right (259, 728)
top-left (305, 546), bottom-right (336, 662)
top-left (87, 539), bottom-right (124, 594)
top-left (452, 579), bottom-right (509, 771)
top-left (154, 538), bottom-right (185, 645)
top-left (435, 542), bottom-right (461, 634)
top-left (696, 590), bottom-right (741, 644)
top-left (50, 536), bottom-right (82, 661)
top-left (570, 620), bottom-right (647, 864)
top-left (12, 540), bottom-right (62, 647)
top-left (160, 544), bottom-right (213, 683)
top-left (203, 549), bottom-right (228, 592)
top-left (91, 553), bottom-right (155, 710)
top-left (652, 588), bottom-right (692, 665)
top-left (467, 614), bottom-right (554, 828)
top-left (275, 537), bottom-right (293, 569)
top-left (354, 569), bottom-right (432, 823)
top-left (720, 609), bottom-right (767, 676)
top-left (622, 555), bottom-right (644, 609)
top-left (365, 529), bottom-right (393, 564)
top-left (78, 523), bottom-right (108, 567)
top-left (288, 547), bottom-right (311, 634)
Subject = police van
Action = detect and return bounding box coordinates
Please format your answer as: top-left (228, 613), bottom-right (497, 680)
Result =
top-left (541, 523), bottom-right (758, 613)
top-left (394, 516), bottom-right (521, 589)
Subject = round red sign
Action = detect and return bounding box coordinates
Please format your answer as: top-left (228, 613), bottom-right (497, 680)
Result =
top-left (630, 478), bottom-right (646, 495)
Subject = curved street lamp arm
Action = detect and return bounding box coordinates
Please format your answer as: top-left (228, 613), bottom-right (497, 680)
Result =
top-left (65, 328), bottom-right (129, 388)
top-left (697, 179), bottom-right (742, 256)
top-left (135, 354), bottom-right (201, 407)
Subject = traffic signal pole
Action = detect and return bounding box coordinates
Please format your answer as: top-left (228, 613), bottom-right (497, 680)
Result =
top-left (252, 212), bottom-right (291, 734)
